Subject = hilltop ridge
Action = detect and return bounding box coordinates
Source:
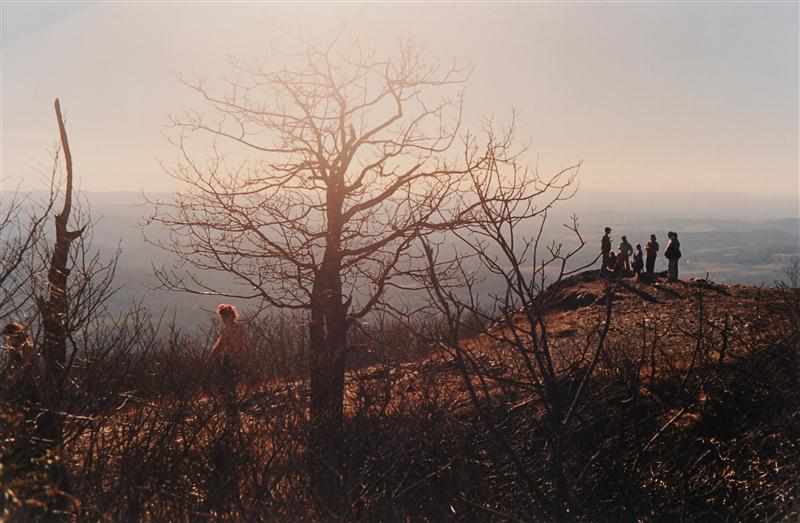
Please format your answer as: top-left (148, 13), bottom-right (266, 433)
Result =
top-left (4, 269), bottom-right (797, 521)
top-left (470, 269), bottom-right (784, 358)
top-left (419, 270), bottom-right (798, 520)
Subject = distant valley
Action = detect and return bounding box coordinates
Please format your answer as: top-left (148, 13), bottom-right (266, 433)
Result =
top-left (4, 190), bottom-right (797, 330)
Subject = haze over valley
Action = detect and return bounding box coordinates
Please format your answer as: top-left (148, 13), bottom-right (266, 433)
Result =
top-left (13, 189), bottom-right (792, 328)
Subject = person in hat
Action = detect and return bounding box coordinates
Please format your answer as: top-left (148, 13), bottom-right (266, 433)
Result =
top-left (601, 227), bottom-right (612, 273)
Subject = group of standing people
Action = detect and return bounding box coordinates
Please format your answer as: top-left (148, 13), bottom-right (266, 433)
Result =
top-left (601, 227), bottom-right (682, 282)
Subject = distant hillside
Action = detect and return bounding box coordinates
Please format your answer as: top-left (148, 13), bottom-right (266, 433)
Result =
top-left (2, 190), bottom-right (797, 329)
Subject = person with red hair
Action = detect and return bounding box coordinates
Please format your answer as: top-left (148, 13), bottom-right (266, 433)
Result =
top-left (210, 304), bottom-right (249, 413)
top-left (208, 304), bottom-right (248, 507)
top-left (211, 304), bottom-right (247, 361)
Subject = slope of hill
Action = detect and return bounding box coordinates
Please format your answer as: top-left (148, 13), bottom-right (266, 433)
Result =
top-left (357, 270), bottom-right (799, 520)
top-left (473, 272), bottom-right (796, 520)
top-left (3, 268), bottom-right (798, 521)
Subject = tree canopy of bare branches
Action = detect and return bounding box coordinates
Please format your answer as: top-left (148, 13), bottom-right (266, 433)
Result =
top-left (150, 40), bottom-right (581, 506)
top-left (0, 185), bottom-right (55, 323)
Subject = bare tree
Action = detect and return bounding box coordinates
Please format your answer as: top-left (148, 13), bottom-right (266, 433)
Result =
top-left (409, 140), bottom-right (610, 518)
top-left (149, 40), bottom-right (524, 504)
top-left (1, 99), bottom-right (124, 520)
top-left (0, 183), bottom-right (54, 323)
top-left (783, 256), bottom-right (800, 289)
top-left (34, 99), bottom-right (87, 449)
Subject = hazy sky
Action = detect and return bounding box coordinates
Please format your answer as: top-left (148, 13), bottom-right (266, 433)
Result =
top-left (1, 2), bottom-right (797, 200)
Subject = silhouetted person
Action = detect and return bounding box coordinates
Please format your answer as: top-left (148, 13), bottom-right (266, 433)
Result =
top-left (601, 227), bottom-right (612, 273)
top-left (2, 322), bottom-right (44, 455)
top-left (633, 244), bottom-right (644, 280)
top-left (619, 235), bottom-right (633, 273)
top-left (613, 250), bottom-right (626, 278)
top-left (665, 231), bottom-right (682, 282)
top-left (1, 322), bottom-right (40, 405)
top-left (645, 234), bottom-right (659, 275)
top-left (607, 251), bottom-right (617, 275)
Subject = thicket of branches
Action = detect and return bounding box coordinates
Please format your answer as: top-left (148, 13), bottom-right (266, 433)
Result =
top-left (147, 39), bottom-right (577, 502)
top-left (3, 270), bottom-right (797, 521)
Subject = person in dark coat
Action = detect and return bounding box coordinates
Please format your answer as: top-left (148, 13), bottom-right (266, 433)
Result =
top-left (613, 249), bottom-right (626, 278)
top-left (604, 250), bottom-right (618, 278)
top-left (633, 244), bottom-right (644, 280)
top-left (601, 227), bottom-right (612, 273)
top-left (645, 234), bottom-right (659, 275)
top-left (664, 231), bottom-right (682, 282)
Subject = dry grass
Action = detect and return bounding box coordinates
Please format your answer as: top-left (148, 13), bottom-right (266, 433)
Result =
top-left (3, 273), bottom-right (798, 521)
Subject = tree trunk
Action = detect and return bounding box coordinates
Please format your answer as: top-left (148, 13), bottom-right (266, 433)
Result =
top-left (308, 256), bottom-right (348, 512)
top-left (308, 178), bottom-right (349, 514)
top-left (38, 99), bottom-right (84, 448)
